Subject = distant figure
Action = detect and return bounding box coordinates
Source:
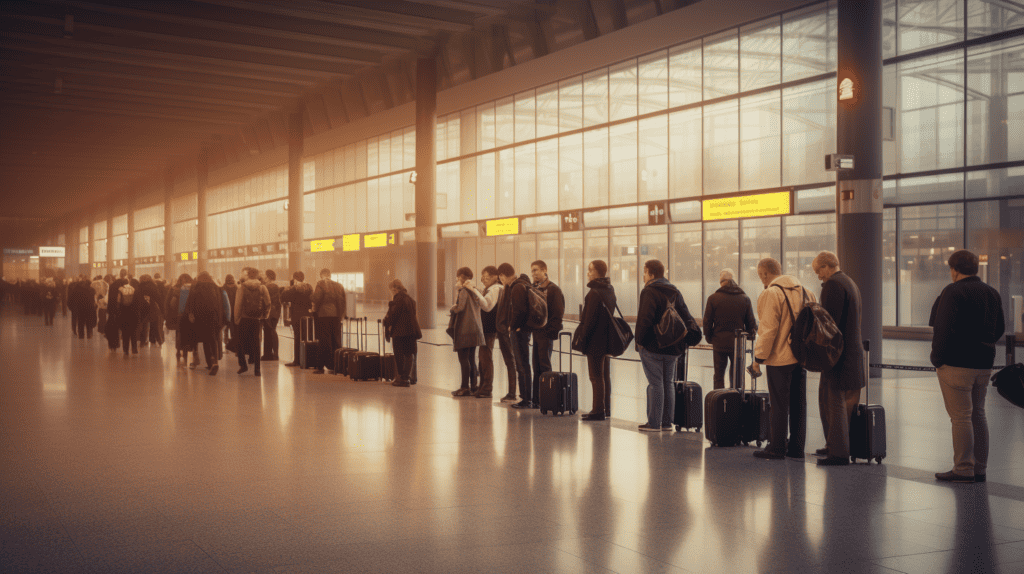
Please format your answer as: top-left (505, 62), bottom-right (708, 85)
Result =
top-left (576, 260), bottom-right (616, 421)
top-left (449, 267), bottom-right (485, 397)
top-left (930, 250), bottom-right (1005, 483)
top-left (92, 275), bottom-right (108, 333)
top-left (496, 263), bottom-right (534, 409)
top-left (280, 271), bottom-right (313, 367)
top-left (527, 260), bottom-right (564, 409)
top-left (261, 270), bottom-right (282, 361)
top-left (183, 271), bottom-right (226, 375)
top-left (382, 279), bottom-right (421, 387)
top-left (703, 268), bottom-right (757, 390)
top-left (310, 269), bottom-right (346, 375)
top-left (468, 266), bottom-right (507, 400)
top-left (234, 267), bottom-right (270, 376)
top-left (40, 277), bottom-right (58, 326)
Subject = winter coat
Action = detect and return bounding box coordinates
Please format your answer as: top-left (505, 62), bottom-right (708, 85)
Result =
top-left (183, 280), bottom-right (225, 333)
top-left (819, 271), bottom-right (866, 391)
top-left (138, 279), bottom-right (161, 321)
top-left (234, 279), bottom-right (271, 324)
top-left (496, 274), bottom-right (532, 334)
top-left (577, 278), bottom-right (617, 357)
top-left (280, 282), bottom-right (314, 319)
top-left (312, 278), bottom-right (346, 318)
top-left (635, 277), bottom-right (697, 356)
top-left (929, 275), bottom-right (1005, 370)
top-left (265, 281), bottom-right (282, 320)
top-left (703, 282), bottom-right (758, 352)
top-left (533, 279), bottom-right (565, 340)
top-left (165, 286), bottom-right (182, 330)
top-left (223, 281), bottom-right (238, 312)
top-left (450, 286), bottom-right (485, 351)
top-left (383, 289), bottom-right (422, 340)
top-left (109, 277), bottom-right (143, 319)
top-left (754, 275), bottom-right (816, 367)
top-left (154, 280), bottom-right (168, 315)
top-left (67, 281), bottom-right (93, 313)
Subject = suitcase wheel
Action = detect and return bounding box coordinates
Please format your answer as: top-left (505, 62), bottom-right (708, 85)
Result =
top-left (697, 426), bottom-right (702, 432)
top-left (675, 425), bottom-right (681, 431)
top-left (875, 457), bottom-right (883, 464)
top-left (540, 409), bottom-right (547, 415)
top-left (756, 440), bottom-right (763, 447)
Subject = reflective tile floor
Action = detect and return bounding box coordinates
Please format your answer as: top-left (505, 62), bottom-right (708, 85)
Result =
top-left (3, 306), bottom-right (1024, 573)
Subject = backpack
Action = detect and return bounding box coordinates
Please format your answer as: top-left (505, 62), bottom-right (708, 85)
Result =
top-left (655, 295), bottom-right (688, 349)
top-left (777, 285), bottom-right (844, 373)
top-left (119, 283), bottom-right (135, 306)
top-left (241, 284), bottom-right (268, 319)
top-left (525, 283), bottom-right (548, 330)
top-left (991, 363), bottom-right (1024, 409)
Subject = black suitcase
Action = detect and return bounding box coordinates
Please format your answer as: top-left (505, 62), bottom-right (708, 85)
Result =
top-left (673, 348), bottom-right (703, 432)
top-left (349, 317), bottom-right (381, 381)
top-left (704, 388), bottom-right (741, 447)
top-left (334, 318), bottom-right (359, 375)
top-left (377, 319), bottom-right (396, 382)
top-left (539, 332), bottom-right (578, 415)
top-left (299, 316), bottom-right (318, 369)
top-left (850, 341), bottom-right (886, 464)
top-left (735, 330), bottom-right (770, 447)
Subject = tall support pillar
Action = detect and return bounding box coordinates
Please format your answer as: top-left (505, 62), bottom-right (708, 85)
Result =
top-left (287, 110), bottom-right (304, 275)
top-left (415, 57), bottom-right (438, 329)
top-left (164, 168), bottom-right (174, 281)
top-left (197, 149), bottom-right (209, 273)
top-left (837, 0), bottom-right (883, 377)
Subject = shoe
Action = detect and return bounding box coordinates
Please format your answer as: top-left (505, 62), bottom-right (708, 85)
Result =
top-left (581, 413), bottom-right (606, 421)
top-left (474, 393), bottom-right (492, 399)
top-left (605, 411), bottom-right (611, 418)
top-left (452, 388), bottom-right (472, 397)
top-left (753, 450), bottom-right (785, 460)
top-left (816, 456), bottom-right (849, 466)
top-left (313, 369), bottom-right (326, 375)
top-left (237, 367), bottom-right (248, 374)
top-left (638, 424), bottom-right (660, 432)
top-left (209, 365), bottom-right (219, 376)
top-left (661, 425), bottom-right (674, 431)
top-left (935, 471), bottom-right (975, 483)
top-left (189, 362), bottom-right (199, 370)
top-left (392, 381), bottom-right (410, 387)
top-left (500, 394), bottom-right (517, 403)
top-left (787, 452), bottom-right (805, 460)
top-left (284, 362), bottom-right (299, 367)
top-left (510, 400), bottom-right (532, 409)
top-left (254, 369), bottom-right (261, 376)
top-left (975, 474), bottom-right (986, 483)
top-left (815, 448), bottom-right (828, 456)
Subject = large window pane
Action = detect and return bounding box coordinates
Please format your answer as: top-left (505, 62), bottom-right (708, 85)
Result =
top-left (898, 203), bottom-right (964, 326)
top-left (740, 91), bottom-right (782, 191)
top-left (611, 227), bottom-right (639, 314)
top-left (704, 220), bottom-right (739, 304)
top-left (584, 128), bottom-right (609, 208)
top-left (883, 208), bottom-right (896, 326)
top-left (477, 153), bottom-right (496, 220)
top-left (461, 157), bottom-right (477, 221)
top-left (515, 90), bottom-right (536, 143)
top-left (704, 30), bottom-right (739, 99)
top-left (740, 18), bottom-right (781, 92)
top-left (884, 0), bottom-right (897, 60)
top-left (559, 134), bottom-right (583, 211)
top-left (894, 173), bottom-right (964, 204)
top-left (610, 121), bottom-right (638, 205)
top-left (704, 100), bottom-right (739, 194)
top-left (969, 0), bottom-right (1024, 38)
top-left (639, 115), bottom-right (668, 202)
top-left (967, 167), bottom-right (1024, 199)
top-left (478, 103), bottom-right (495, 151)
top-left (584, 69), bottom-right (609, 127)
top-left (561, 231), bottom-right (584, 319)
top-left (740, 217), bottom-right (782, 298)
top-left (537, 139), bottom-right (559, 213)
top-left (967, 199), bottom-right (1024, 329)
top-left (783, 212), bottom-right (836, 302)
top-left (669, 108), bottom-right (702, 198)
top-left (783, 79), bottom-right (834, 187)
top-left (536, 82), bottom-right (559, 139)
top-left (900, 51), bottom-right (965, 172)
top-left (560, 76), bottom-right (583, 133)
top-left (640, 224), bottom-right (669, 302)
top-left (515, 144), bottom-right (536, 215)
top-left (899, 0), bottom-right (964, 54)
top-left (497, 148), bottom-right (514, 215)
top-left (639, 51), bottom-right (669, 115)
top-left (609, 59), bottom-right (638, 122)
top-left (495, 97), bottom-right (514, 148)
top-left (783, 3), bottom-right (829, 82)
top-left (967, 35), bottom-right (1024, 166)
top-left (671, 222), bottom-right (703, 311)
top-left (669, 40), bottom-right (702, 108)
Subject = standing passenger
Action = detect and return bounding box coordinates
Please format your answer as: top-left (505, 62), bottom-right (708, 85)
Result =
top-left (183, 272), bottom-right (225, 375)
top-left (702, 269), bottom-right (758, 389)
top-left (450, 267), bottom-right (485, 396)
top-left (222, 275), bottom-right (238, 353)
top-left (261, 270), bottom-right (282, 361)
top-left (280, 271), bottom-right (313, 366)
top-left (529, 260), bottom-right (565, 406)
top-left (497, 264), bottom-right (536, 409)
top-left (383, 279), bottom-right (422, 387)
top-left (41, 277), bottom-right (59, 326)
top-left (311, 268), bottom-right (346, 375)
top-left (468, 266), bottom-right (505, 400)
top-left (234, 267), bottom-right (270, 376)
top-left (92, 275), bottom-right (108, 333)
top-left (576, 260), bottom-right (615, 421)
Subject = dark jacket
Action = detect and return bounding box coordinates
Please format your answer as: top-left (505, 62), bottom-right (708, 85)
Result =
top-left (154, 280), bottom-right (168, 315)
top-left (223, 281), bottom-right (238, 313)
top-left (702, 281), bottom-right (757, 352)
top-left (138, 279), bottom-right (161, 321)
top-left (496, 274), bottom-right (531, 334)
top-left (184, 280), bottom-right (225, 333)
top-left (929, 276), bottom-right (1005, 369)
top-left (635, 277), bottom-right (696, 356)
top-left (312, 278), bottom-right (347, 318)
top-left (265, 281), bottom-right (282, 320)
top-left (109, 277), bottom-right (143, 318)
top-left (280, 282), bottom-right (314, 319)
top-left (383, 289), bottom-right (422, 340)
top-left (819, 271), bottom-right (865, 391)
top-left (534, 279), bottom-right (565, 340)
top-left (68, 281), bottom-right (95, 313)
top-left (165, 285), bottom-right (182, 330)
top-left (577, 278), bottom-right (617, 357)
top-left (450, 286), bottom-right (485, 351)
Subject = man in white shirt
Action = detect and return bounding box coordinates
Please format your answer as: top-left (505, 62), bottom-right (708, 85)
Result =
top-left (470, 265), bottom-right (516, 401)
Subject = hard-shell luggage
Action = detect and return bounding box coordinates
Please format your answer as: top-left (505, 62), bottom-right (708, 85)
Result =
top-left (539, 332), bottom-right (578, 415)
top-left (299, 316), bottom-right (318, 369)
top-left (736, 330), bottom-right (770, 447)
top-left (349, 317), bottom-right (381, 381)
top-left (334, 318), bottom-right (359, 375)
top-left (673, 347), bottom-right (703, 432)
top-left (850, 340), bottom-right (886, 464)
top-left (378, 319), bottom-right (396, 382)
top-left (705, 330), bottom-right (744, 447)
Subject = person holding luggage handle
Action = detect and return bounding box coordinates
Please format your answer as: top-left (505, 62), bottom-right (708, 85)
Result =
top-left (750, 257), bottom-right (814, 460)
top-left (813, 251), bottom-right (866, 466)
top-left (576, 260), bottom-right (616, 421)
top-left (280, 271), bottom-right (314, 367)
top-left (450, 267), bottom-right (485, 396)
top-left (382, 278), bottom-right (421, 387)
top-left (703, 268), bottom-right (758, 390)
top-left (529, 260), bottom-right (565, 408)
top-left (496, 263), bottom-right (536, 409)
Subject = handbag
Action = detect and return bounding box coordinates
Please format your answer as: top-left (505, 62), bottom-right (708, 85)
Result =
top-left (446, 313), bottom-right (456, 340)
top-left (604, 299), bottom-right (633, 357)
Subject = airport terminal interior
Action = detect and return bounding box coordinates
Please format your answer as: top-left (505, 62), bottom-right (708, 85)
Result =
top-left (2, 0), bottom-right (1024, 572)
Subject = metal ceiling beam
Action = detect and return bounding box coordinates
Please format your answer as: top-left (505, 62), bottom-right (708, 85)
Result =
top-left (2, 78), bottom-right (281, 111)
top-left (1, 99), bottom-right (252, 126)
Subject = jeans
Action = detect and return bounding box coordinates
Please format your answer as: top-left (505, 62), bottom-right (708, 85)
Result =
top-left (263, 315), bottom-right (280, 359)
top-left (457, 347), bottom-right (478, 391)
top-left (712, 350), bottom-right (732, 390)
top-left (937, 365), bottom-right (990, 476)
top-left (531, 333), bottom-right (554, 403)
top-left (496, 332), bottom-right (519, 397)
top-left (316, 317), bottom-right (341, 370)
top-left (639, 348), bottom-right (678, 428)
top-left (765, 363), bottom-right (806, 456)
top-left (509, 330), bottom-right (533, 402)
top-left (237, 318), bottom-right (262, 370)
top-left (587, 354), bottom-right (611, 416)
top-left (478, 333), bottom-right (496, 395)
top-left (819, 383), bottom-right (860, 459)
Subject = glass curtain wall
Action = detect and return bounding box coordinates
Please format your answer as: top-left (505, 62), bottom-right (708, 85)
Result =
top-left (206, 166), bottom-right (288, 283)
top-left (133, 204), bottom-right (165, 279)
top-left (92, 221), bottom-right (107, 278)
top-left (171, 193), bottom-right (198, 279)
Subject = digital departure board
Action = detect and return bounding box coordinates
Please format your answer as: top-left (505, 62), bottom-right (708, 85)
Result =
top-left (486, 217), bottom-right (519, 237)
top-left (702, 190), bottom-right (791, 221)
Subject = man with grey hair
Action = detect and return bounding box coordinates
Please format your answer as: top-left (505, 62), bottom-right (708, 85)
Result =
top-left (812, 251), bottom-right (865, 466)
top-left (751, 257), bottom-right (814, 460)
top-left (930, 249), bottom-right (1004, 483)
top-left (703, 268), bottom-right (757, 389)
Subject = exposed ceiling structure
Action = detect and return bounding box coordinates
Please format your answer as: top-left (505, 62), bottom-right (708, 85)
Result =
top-left (0, 0), bottom-right (701, 246)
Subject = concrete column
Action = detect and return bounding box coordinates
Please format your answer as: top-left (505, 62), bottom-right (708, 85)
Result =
top-left (836, 0), bottom-right (883, 377)
top-left (164, 168), bottom-right (174, 281)
top-left (197, 149), bottom-right (209, 273)
top-left (415, 57), bottom-right (438, 329)
top-left (287, 110), bottom-right (304, 275)
top-left (126, 205), bottom-right (135, 277)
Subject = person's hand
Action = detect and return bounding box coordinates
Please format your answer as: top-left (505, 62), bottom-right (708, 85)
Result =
top-left (750, 362), bottom-right (761, 376)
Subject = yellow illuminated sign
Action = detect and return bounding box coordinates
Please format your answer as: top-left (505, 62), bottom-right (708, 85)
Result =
top-left (486, 217), bottom-right (519, 237)
top-left (311, 239), bottom-right (335, 253)
top-left (342, 234), bottom-right (361, 252)
top-left (180, 252), bottom-right (189, 261)
top-left (364, 233), bottom-right (387, 248)
top-left (702, 191), bottom-right (791, 221)
top-left (192, 251), bottom-right (198, 260)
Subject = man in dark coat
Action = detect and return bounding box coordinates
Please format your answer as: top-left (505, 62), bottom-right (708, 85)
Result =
top-left (576, 260), bottom-right (616, 421)
top-left (310, 268), bottom-right (346, 374)
top-left (261, 270), bottom-right (282, 361)
top-left (496, 263), bottom-right (535, 409)
top-left (703, 268), bottom-right (757, 389)
top-left (279, 271), bottom-right (314, 367)
top-left (528, 260), bottom-right (565, 408)
top-left (929, 249), bottom-right (1005, 483)
top-left (383, 279), bottom-right (421, 387)
top-left (183, 272), bottom-right (225, 374)
top-left (812, 252), bottom-right (865, 466)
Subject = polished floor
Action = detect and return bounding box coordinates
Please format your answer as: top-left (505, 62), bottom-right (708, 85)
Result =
top-left (3, 305), bottom-right (1024, 573)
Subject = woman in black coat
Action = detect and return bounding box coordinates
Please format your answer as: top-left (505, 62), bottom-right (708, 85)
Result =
top-left (576, 260), bottom-right (616, 421)
top-left (69, 277), bottom-right (97, 338)
top-left (182, 272), bottom-right (223, 374)
top-left (383, 278), bottom-right (422, 387)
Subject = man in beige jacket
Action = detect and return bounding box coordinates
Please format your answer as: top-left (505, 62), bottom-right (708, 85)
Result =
top-left (750, 257), bottom-right (815, 460)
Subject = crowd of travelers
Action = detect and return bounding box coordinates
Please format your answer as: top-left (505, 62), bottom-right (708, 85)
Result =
top-left (1, 247), bottom-right (1005, 482)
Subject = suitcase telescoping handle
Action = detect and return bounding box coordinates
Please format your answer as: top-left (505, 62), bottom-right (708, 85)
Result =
top-left (377, 318), bottom-right (386, 355)
top-left (558, 331), bottom-right (573, 375)
top-left (862, 340), bottom-right (870, 405)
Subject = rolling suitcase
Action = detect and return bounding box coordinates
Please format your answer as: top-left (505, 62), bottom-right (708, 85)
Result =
top-left (539, 332), bottom-right (579, 415)
top-left (349, 317), bottom-right (382, 381)
top-left (378, 319), bottom-right (396, 382)
top-left (704, 331), bottom-right (742, 447)
top-left (850, 340), bottom-right (886, 464)
top-left (334, 317), bottom-right (359, 375)
top-left (673, 347), bottom-right (703, 432)
top-left (736, 330), bottom-right (770, 447)
top-left (299, 316), bottom-right (319, 370)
